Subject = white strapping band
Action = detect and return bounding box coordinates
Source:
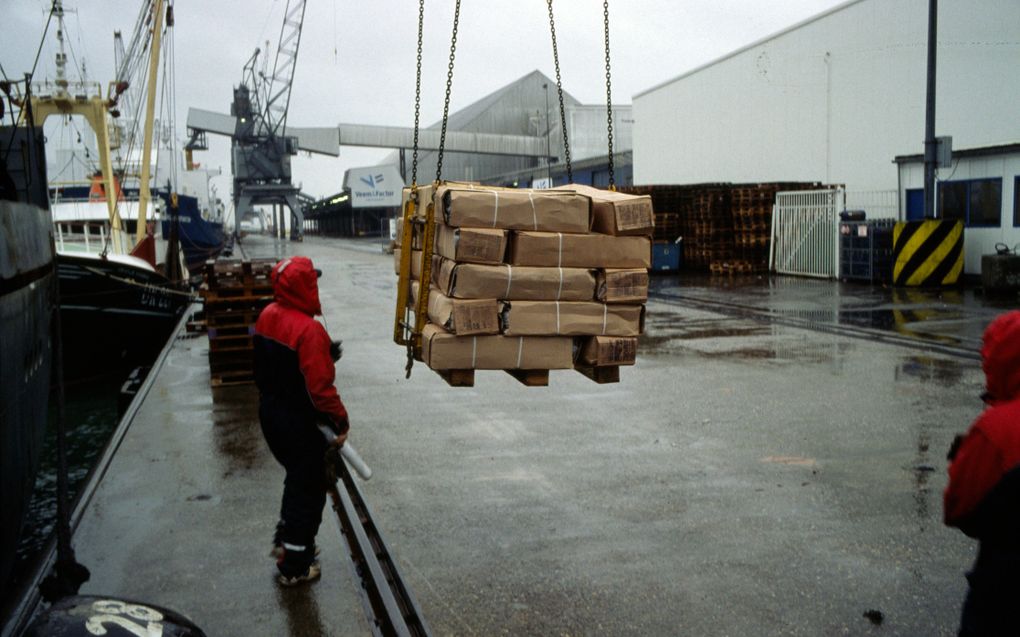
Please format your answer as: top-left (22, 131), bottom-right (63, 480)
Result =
top-left (557, 232), bottom-right (564, 268)
top-left (555, 301), bottom-right (561, 334)
top-left (504, 264), bottom-right (513, 299)
top-left (491, 191), bottom-right (500, 228)
top-left (516, 337), bottom-right (524, 369)
top-left (529, 192), bottom-right (537, 230)
top-left (601, 304), bottom-right (608, 335)
top-left (471, 336), bottom-right (478, 368)
top-left (556, 267), bottom-right (564, 301)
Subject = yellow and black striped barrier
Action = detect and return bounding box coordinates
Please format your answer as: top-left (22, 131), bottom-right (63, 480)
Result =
top-left (892, 220), bottom-right (964, 287)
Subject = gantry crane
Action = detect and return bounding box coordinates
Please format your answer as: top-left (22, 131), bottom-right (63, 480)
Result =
top-left (186, 0), bottom-right (339, 240)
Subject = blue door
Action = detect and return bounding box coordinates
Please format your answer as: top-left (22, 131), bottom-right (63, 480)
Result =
top-left (906, 189), bottom-right (925, 221)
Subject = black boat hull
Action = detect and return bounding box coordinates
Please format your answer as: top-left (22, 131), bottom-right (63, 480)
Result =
top-left (0, 201), bottom-right (55, 597)
top-left (57, 253), bottom-right (189, 382)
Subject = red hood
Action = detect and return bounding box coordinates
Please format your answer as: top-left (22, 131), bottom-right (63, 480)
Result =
top-left (982, 310), bottom-right (1020, 403)
top-left (271, 256), bottom-right (322, 316)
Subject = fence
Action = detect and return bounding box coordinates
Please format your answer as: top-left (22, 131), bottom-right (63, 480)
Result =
top-left (770, 189), bottom-right (842, 279)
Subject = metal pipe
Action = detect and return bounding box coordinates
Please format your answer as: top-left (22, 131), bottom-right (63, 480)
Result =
top-left (923, 0), bottom-right (938, 219)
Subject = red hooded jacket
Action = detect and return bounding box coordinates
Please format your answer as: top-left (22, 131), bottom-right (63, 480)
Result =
top-left (253, 256), bottom-right (349, 432)
top-left (944, 310), bottom-right (1020, 531)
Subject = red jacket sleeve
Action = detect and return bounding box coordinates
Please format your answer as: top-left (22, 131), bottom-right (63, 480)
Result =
top-left (943, 424), bottom-right (1004, 532)
top-left (296, 321), bottom-right (349, 433)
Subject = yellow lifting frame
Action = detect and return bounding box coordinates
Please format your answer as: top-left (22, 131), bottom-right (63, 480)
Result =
top-left (392, 182), bottom-right (440, 375)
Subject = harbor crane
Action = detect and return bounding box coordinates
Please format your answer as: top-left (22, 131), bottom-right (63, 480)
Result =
top-left (185, 0), bottom-right (339, 240)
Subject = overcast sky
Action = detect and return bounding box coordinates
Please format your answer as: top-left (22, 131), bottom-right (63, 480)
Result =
top-left (3, 0), bottom-right (847, 200)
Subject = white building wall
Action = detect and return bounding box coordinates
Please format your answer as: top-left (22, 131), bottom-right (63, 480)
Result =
top-left (633, 0), bottom-right (1020, 193)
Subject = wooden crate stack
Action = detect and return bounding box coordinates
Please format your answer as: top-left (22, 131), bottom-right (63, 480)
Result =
top-left (200, 258), bottom-right (276, 386)
top-left (724, 186), bottom-right (772, 274)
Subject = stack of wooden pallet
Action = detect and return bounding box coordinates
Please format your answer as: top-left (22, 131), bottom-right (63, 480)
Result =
top-left (396, 182), bottom-right (653, 386)
top-left (200, 258), bottom-right (276, 386)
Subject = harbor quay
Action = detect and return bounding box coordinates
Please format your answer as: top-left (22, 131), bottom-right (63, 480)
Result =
top-left (69, 234), bottom-right (982, 635)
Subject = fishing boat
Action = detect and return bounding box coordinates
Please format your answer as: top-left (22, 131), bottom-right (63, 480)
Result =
top-left (13, 0), bottom-right (191, 382)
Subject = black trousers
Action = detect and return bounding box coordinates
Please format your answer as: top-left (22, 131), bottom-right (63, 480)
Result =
top-left (260, 399), bottom-right (328, 577)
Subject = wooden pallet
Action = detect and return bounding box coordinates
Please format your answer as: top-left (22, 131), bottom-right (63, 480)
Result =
top-left (431, 366), bottom-right (620, 387)
top-left (211, 369), bottom-right (255, 387)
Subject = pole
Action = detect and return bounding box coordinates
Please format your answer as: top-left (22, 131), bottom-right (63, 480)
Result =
top-left (542, 83), bottom-right (552, 184)
top-left (137, 0), bottom-right (166, 244)
top-left (923, 0), bottom-right (938, 219)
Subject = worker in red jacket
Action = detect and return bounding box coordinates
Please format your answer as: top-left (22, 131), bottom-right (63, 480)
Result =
top-left (944, 310), bottom-right (1020, 635)
top-left (254, 256), bottom-right (349, 586)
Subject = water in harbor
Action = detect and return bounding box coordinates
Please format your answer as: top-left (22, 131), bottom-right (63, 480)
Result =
top-left (11, 375), bottom-right (123, 582)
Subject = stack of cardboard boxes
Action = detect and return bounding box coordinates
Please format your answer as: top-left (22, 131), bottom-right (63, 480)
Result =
top-left (395, 182), bottom-right (653, 385)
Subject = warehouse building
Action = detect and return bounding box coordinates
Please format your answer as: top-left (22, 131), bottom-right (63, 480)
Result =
top-left (632, 0), bottom-right (1020, 273)
top-left (384, 70), bottom-right (632, 188)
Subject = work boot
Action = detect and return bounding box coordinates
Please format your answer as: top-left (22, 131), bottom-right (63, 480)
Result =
top-left (277, 560), bottom-right (321, 587)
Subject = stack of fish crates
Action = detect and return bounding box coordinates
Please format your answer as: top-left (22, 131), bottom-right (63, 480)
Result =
top-left (200, 258), bottom-right (276, 386)
top-left (839, 219), bottom-right (896, 283)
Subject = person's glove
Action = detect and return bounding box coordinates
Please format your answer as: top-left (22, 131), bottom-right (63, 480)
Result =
top-left (330, 340), bottom-right (343, 362)
top-left (324, 439), bottom-right (344, 485)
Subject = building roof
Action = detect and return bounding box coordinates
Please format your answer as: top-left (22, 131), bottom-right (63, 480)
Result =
top-left (893, 142), bottom-right (1020, 164)
top-left (634, 0), bottom-right (866, 99)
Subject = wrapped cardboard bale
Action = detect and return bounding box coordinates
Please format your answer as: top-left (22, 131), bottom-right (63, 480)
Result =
top-left (421, 324), bottom-right (574, 370)
top-left (559, 184), bottom-right (654, 236)
top-left (393, 249), bottom-right (424, 279)
top-left (435, 223), bottom-right (508, 264)
top-left (576, 336), bottom-right (638, 366)
top-left (427, 287), bottom-right (500, 335)
top-left (401, 183), bottom-right (435, 218)
top-left (437, 184), bottom-right (590, 233)
top-left (433, 257), bottom-right (596, 301)
top-left (510, 231), bottom-right (652, 269)
top-left (500, 301), bottom-right (644, 337)
top-left (597, 269), bottom-right (649, 304)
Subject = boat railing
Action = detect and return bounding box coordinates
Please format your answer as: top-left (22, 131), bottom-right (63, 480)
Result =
top-left (29, 79), bottom-right (104, 101)
top-left (54, 221), bottom-right (110, 254)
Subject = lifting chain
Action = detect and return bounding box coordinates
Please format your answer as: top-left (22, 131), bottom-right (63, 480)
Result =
top-left (546, 0), bottom-right (572, 183)
top-left (603, 0), bottom-right (615, 190)
top-left (410, 0), bottom-right (424, 194)
top-left (435, 0), bottom-right (462, 183)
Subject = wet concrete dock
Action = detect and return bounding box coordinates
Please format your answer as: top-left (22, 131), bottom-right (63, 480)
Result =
top-left (70, 234), bottom-right (1010, 635)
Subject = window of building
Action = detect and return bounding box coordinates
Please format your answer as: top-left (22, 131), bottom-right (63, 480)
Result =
top-left (937, 178), bottom-right (1002, 227)
top-left (1014, 176), bottom-right (1020, 227)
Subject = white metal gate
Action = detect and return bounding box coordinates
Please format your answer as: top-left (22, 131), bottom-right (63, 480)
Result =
top-left (769, 189), bottom-right (842, 279)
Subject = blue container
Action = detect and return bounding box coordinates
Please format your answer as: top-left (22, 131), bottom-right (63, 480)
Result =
top-left (652, 241), bottom-right (681, 272)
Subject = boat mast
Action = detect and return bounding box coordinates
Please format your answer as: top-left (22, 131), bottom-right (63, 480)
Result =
top-left (136, 0), bottom-right (165, 245)
top-left (20, 0), bottom-right (129, 253)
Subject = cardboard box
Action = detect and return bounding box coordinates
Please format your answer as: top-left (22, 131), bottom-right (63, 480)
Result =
top-left (437, 184), bottom-right (591, 233)
top-left (427, 286), bottom-right (500, 335)
top-left (435, 223), bottom-right (508, 264)
top-left (509, 232), bottom-right (652, 269)
top-left (433, 257), bottom-right (596, 301)
top-left (393, 249), bottom-right (425, 279)
top-left (500, 301), bottom-right (644, 336)
top-left (401, 184), bottom-right (435, 218)
top-left (597, 269), bottom-right (649, 303)
top-left (421, 323), bottom-right (574, 370)
top-left (559, 184), bottom-right (654, 236)
top-left (576, 336), bottom-right (638, 366)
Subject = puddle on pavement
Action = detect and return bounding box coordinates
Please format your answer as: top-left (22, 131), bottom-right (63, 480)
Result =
top-left (895, 355), bottom-right (966, 387)
top-left (211, 385), bottom-right (263, 473)
top-left (641, 317), bottom-right (855, 366)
